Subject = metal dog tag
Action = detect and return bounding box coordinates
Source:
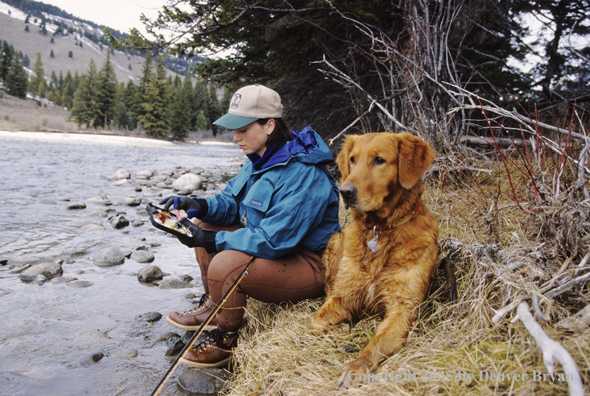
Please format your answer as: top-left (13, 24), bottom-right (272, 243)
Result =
top-left (367, 227), bottom-right (379, 252)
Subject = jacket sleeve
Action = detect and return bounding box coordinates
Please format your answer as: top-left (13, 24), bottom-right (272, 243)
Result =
top-left (200, 171), bottom-right (243, 226)
top-left (213, 162), bottom-right (335, 259)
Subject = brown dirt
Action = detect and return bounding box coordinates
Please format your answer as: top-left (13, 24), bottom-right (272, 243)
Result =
top-left (0, 92), bottom-right (78, 132)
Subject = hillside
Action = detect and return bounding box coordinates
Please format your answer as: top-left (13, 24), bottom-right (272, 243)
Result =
top-left (0, 1), bottom-right (189, 83)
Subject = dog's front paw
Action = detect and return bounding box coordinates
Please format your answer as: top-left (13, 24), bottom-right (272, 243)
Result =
top-left (337, 360), bottom-right (372, 389)
top-left (310, 316), bottom-right (331, 335)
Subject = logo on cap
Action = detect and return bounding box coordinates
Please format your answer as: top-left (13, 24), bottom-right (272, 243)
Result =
top-left (230, 94), bottom-right (242, 110)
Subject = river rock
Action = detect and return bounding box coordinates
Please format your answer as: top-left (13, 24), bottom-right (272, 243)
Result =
top-left (135, 312), bottom-right (162, 323)
top-left (93, 247), bottom-right (125, 267)
top-left (112, 169), bottom-right (131, 180)
top-left (67, 280), bottom-right (94, 288)
top-left (86, 196), bottom-right (113, 206)
top-left (110, 349), bottom-right (138, 359)
top-left (19, 262), bottom-right (63, 283)
top-left (136, 169), bottom-right (155, 178)
top-left (178, 368), bottom-right (230, 395)
top-left (173, 173), bottom-right (202, 191)
top-left (130, 250), bottom-right (155, 263)
top-left (138, 265), bottom-right (163, 282)
top-left (81, 224), bottom-right (105, 232)
top-left (50, 276), bottom-right (78, 284)
top-left (66, 202), bottom-right (86, 210)
top-left (152, 175), bottom-right (169, 183)
top-left (35, 275), bottom-right (47, 285)
top-left (158, 278), bottom-right (192, 289)
top-left (123, 197), bottom-right (141, 206)
top-left (110, 215), bottom-right (130, 229)
top-left (113, 179), bottom-right (128, 186)
top-left (60, 248), bottom-right (88, 258)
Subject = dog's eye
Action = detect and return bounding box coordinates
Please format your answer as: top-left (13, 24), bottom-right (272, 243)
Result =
top-left (350, 157), bottom-right (355, 164)
top-left (373, 157), bottom-right (386, 165)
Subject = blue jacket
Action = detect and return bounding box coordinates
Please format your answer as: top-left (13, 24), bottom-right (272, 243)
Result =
top-left (201, 127), bottom-right (341, 259)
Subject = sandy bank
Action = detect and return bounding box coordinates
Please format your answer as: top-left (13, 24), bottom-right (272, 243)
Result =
top-left (0, 131), bottom-right (176, 147)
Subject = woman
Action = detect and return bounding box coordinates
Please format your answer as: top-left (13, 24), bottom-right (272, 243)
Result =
top-left (159, 84), bottom-right (341, 368)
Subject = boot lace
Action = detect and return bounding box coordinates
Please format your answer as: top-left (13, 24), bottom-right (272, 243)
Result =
top-left (181, 293), bottom-right (210, 315)
top-left (195, 329), bottom-right (235, 352)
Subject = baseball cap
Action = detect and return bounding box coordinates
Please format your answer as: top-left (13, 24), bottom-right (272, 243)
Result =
top-left (213, 84), bottom-right (284, 130)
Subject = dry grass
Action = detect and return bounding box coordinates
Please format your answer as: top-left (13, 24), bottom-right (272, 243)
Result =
top-left (219, 153), bottom-right (590, 395)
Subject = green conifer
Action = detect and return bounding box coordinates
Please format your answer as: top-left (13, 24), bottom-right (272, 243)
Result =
top-left (71, 59), bottom-right (98, 128)
top-left (138, 56), bottom-right (170, 137)
top-left (5, 55), bottom-right (28, 99)
top-left (0, 40), bottom-right (13, 82)
top-left (94, 51), bottom-right (118, 129)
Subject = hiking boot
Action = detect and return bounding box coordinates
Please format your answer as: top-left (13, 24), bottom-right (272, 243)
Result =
top-left (180, 329), bottom-right (238, 368)
top-left (166, 293), bottom-right (217, 331)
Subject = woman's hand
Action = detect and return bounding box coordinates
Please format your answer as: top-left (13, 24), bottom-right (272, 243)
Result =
top-left (159, 196), bottom-right (203, 218)
top-left (176, 218), bottom-right (217, 251)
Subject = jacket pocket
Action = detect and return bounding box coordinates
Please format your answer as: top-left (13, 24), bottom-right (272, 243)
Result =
top-left (242, 179), bottom-right (273, 227)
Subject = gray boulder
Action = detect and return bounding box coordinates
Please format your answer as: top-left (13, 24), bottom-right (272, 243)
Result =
top-left (138, 265), bottom-right (163, 282)
top-left (130, 250), bottom-right (155, 263)
top-left (173, 173), bottom-right (202, 192)
top-left (20, 262), bottom-right (63, 283)
top-left (93, 247), bottom-right (125, 267)
top-left (112, 169), bottom-right (131, 180)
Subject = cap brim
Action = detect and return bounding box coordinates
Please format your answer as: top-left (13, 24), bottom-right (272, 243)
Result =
top-left (212, 113), bottom-right (259, 130)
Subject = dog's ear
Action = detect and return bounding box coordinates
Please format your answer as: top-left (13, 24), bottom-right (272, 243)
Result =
top-left (336, 135), bottom-right (357, 181)
top-left (397, 133), bottom-right (436, 189)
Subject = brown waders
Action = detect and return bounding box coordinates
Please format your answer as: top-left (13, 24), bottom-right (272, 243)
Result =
top-left (193, 219), bottom-right (325, 333)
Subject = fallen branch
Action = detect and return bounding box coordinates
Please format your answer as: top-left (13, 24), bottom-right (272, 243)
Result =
top-left (544, 271), bottom-right (590, 299)
top-left (511, 302), bottom-right (584, 396)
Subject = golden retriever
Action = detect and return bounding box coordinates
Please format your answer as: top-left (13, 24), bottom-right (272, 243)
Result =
top-left (311, 132), bottom-right (439, 389)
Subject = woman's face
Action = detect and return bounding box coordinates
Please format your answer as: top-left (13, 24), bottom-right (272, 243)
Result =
top-left (233, 119), bottom-right (275, 157)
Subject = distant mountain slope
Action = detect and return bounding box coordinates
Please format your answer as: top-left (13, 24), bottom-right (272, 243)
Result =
top-left (0, 0), bottom-right (202, 83)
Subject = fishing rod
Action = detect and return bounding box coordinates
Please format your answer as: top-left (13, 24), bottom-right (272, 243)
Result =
top-left (151, 255), bottom-right (256, 396)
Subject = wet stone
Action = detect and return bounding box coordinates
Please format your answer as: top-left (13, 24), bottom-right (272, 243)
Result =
top-left (19, 262), bottom-right (63, 283)
top-left (123, 197), bottom-right (141, 206)
top-left (158, 279), bottom-right (192, 290)
top-left (60, 248), bottom-right (88, 258)
top-left (66, 202), bottom-right (87, 210)
top-left (110, 215), bottom-right (130, 229)
top-left (138, 265), bottom-right (163, 283)
top-left (130, 250), bottom-right (154, 263)
top-left (93, 247), bottom-right (125, 267)
top-left (110, 349), bottom-right (138, 359)
top-left (178, 368), bottom-right (230, 395)
top-left (50, 276), bottom-right (78, 284)
top-left (135, 312), bottom-right (162, 323)
top-left (34, 275), bottom-right (47, 285)
top-left (67, 280), bottom-right (94, 288)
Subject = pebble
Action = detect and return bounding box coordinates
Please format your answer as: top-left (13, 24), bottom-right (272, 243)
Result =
top-left (112, 169), bottom-right (130, 180)
top-left (135, 312), bottom-right (162, 323)
top-left (173, 173), bottom-right (202, 191)
top-left (60, 248), bottom-right (88, 258)
top-left (110, 349), bottom-right (138, 359)
top-left (110, 215), bottom-right (130, 229)
top-left (50, 276), bottom-right (79, 284)
top-left (66, 202), bottom-right (87, 210)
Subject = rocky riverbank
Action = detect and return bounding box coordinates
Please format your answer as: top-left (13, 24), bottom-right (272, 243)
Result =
top-left (0, 150), bottom-right (245, 395)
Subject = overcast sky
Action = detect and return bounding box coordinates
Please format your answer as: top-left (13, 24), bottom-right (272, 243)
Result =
top-left (39, 0), bottom-right (165, 35)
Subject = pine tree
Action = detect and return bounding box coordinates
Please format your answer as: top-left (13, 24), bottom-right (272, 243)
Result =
top-left (192, 79), bottom-right (209, 130)
top-left (50, 49), bottom-right (54, 58)
top-left (94, 51), bottom-right (118, 129)
top-left (30, 53), bottom-right (46, 97)
top-left (138, 56), bottom-right (170, 137)
top-left (5, 55), bottom-right (28, 99)
top-left (170, 73), bottom-right (193, 139)
top-left (71, 59), bottom-right (98, 128)
top-left (0, 40), bottom-right (13, 82)
top-left (62, 70), bottom-right (75, 109)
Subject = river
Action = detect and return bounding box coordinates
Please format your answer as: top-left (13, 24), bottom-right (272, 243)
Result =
top-left (0, 133), bottom-right (243, 396)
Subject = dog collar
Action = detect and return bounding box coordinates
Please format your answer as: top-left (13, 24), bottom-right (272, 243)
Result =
top-left (374, 203), bottom-right (420, 232)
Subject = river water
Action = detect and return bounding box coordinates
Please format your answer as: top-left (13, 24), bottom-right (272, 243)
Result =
top-left (0, 133), bottom-right (242, 396)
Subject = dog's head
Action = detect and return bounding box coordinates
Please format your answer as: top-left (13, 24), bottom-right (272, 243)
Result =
top-left (336, 132), bottom-right (435, 211)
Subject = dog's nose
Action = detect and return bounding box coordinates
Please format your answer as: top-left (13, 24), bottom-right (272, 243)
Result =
top-left (340, 184), bottom-right (357, 203)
